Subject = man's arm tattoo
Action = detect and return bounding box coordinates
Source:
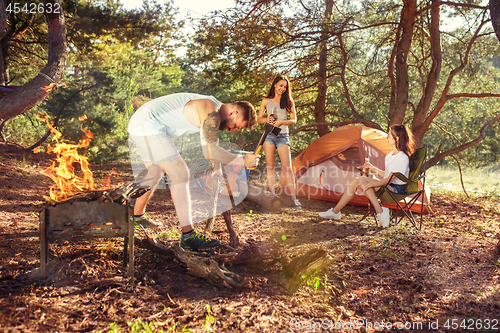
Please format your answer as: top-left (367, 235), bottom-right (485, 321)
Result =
top-left (202, 111), bottom-right (220, 143)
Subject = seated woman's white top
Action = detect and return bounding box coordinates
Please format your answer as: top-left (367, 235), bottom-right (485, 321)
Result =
top-left (384, 151), bottom-right (409, 185)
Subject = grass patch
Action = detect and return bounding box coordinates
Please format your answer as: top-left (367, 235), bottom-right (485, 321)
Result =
top-left (426, 165), bottom-right (500, 197)
top-left (157, 228), bottom-right (181, 241)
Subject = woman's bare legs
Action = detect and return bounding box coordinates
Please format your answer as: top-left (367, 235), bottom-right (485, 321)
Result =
top-left (331, 177), bottom-right (383, 214)
top-left (263, 142), bottom-right (277, 194)
top-left (277, 144), bottom-right (296, 200)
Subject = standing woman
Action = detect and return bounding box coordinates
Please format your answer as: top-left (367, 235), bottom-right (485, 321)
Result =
top-left (258, 75), bottom-right (301, 208)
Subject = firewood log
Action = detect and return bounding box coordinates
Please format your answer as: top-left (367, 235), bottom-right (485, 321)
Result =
top-left (244, 184), bottom-right (282, 211)
top-left (43, 182), bottom-right (149, 206)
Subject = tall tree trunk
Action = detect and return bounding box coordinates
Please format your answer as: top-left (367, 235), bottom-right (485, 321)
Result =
top-left (491, 0), bottom-right (500, 42)
top-left (0, 0), bottom-right (67, 121)
top-left (389, 0), bottom-right (417, 127)
top-left (412, 0), bottom-right (442, 147)
top-left (0, 42), bottom-right (6, 86)
top-left (0, 0), bottom-right (9, 86)
top-left (0, 0), bottom-right (5, 36)
top-left (313, 0), bottom-right (333, 137)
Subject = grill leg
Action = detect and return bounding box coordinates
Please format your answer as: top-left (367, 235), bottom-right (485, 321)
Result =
top-left (127, 208), bottom-right (134, 279)
top-left (40, 212), bottom-right (47, 279)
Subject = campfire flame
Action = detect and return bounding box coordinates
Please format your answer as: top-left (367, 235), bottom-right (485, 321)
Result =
top-left (37, 115), bottom-right (95, 201)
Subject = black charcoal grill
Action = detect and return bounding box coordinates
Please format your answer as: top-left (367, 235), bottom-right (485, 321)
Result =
top-left (39, 183), bottom-right (149, 279)
top-left (39, 201), bottom-right (134, 279)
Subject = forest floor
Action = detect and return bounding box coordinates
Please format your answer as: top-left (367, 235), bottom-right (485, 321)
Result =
top-left (1, 142), bottom-right (500, 333)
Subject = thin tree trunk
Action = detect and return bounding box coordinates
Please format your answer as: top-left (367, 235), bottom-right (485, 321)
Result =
top-left (412, 0), bottom-right (442, 147)
top-left (491, 0), bottom-right (500, 42)
top-left (0, 0), bottom-right (5, 35)
top-left (391, 0), bottom-right (417, 127)
top-left (0, 0), bottom-right (11, 86)
top-left (313, 0), bottom-right (333, 137)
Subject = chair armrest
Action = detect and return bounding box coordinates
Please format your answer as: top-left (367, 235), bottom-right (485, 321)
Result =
top-left (390, 172), bottom-right (412, 184)
top-left (413, 173), bottom-right (425, 182)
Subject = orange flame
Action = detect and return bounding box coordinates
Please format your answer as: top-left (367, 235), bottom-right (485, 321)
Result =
top-left (41, 83), bottom-right (56, 93)
top-left (101, 168), bottom-right (120, 189)
top-left (38, 115), bottom-right (95, 201)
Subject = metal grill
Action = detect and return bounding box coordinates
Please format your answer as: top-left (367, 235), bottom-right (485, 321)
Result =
top-left (39, 201), bottom-right (134, 279)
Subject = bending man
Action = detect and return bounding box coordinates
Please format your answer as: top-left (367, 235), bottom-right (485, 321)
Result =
top-left (128, 93), bottom-right (259, 251)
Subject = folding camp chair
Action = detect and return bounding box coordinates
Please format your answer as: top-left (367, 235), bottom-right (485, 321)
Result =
top-left (360, 145), bottom-right (427, 230)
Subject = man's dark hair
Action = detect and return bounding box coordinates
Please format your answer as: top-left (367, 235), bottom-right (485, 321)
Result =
top-left (235, 101), bottom-right (257, 130)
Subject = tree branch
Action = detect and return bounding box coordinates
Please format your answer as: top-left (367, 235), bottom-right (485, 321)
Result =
top-left (338, 33), bottom-right (383, 132)
top-left (420, 10), bottom-right (490, 135)
top-left (425, 115), bottom-right (500, 169)
top-left (0, 0), bottom-right (67, 121)
top-left (450, 154), bottom-right (469, 198)
top-left (446, 92), bottom-right (500, 99)
top-left (417, 1), bottom-right (488, 16)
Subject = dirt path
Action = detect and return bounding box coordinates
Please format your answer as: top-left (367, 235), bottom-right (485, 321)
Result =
top-left (0, 143), bottom-right (499, 332)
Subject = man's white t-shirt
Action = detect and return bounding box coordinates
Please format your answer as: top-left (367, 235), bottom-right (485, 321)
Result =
top-left (384, 151), bottom-right (410, 185)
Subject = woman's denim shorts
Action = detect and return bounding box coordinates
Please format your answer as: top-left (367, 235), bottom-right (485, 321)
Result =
top-left (265, 132), bottom-right (290, 147)
top-left (389, 183), bottom-right (406, 194)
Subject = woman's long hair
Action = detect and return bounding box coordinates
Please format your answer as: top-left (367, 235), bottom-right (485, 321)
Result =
top-left (389, 124), bottom-right (417, 170)
top-left (265, 74), bottom-right (293, 114)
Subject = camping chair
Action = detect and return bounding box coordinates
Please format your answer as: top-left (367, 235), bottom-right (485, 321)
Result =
top-left (360, 145), bottom-right (428, 230)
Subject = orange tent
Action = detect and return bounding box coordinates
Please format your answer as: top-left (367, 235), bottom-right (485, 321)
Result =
top-left (282, 125), bottom-right (431, 213)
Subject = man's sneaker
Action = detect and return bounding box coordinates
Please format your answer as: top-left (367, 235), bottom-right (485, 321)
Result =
top-left (292, 199), bottom-right (302, 209)
top-left (319, 208), bottom-right (341, 220)
top-left (376, 207), bottom-right (390, 228)
top-left (181, 231), bottom-right (221, 252)
top-left (133, 214), bottom-right (162, 229)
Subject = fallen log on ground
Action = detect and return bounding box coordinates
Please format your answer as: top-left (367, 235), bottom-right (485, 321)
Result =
top-left (140, 230), bottom-right (280, 288)
top-left (244, 184), bottom-right (282, 211)
top-left (172, 243), bottom-right (247, 288)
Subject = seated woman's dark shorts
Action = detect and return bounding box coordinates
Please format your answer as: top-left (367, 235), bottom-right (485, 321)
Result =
top-left (388, 183), bottom-right (405, 194)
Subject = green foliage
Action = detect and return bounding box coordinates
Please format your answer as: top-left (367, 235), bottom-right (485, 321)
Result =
top-left (4, 0), bottom-right (500, 169)
top-left (157, 228), bottom-right (181, 240)
top-left (3, 0), bottom-right (184, 163)
top-left (2, 0), bottom-right (49, 85)
top-left (302, 272), bottom-right (330, 291)
top-left (204, 305), bottom-right (216, 331)
top-left (245, 209), bottom-right (257, 221)
top-left (100, 320), bottom-right (192, 333)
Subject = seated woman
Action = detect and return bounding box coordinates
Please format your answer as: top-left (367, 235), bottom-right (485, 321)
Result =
top-left (319, 124), bottom-right (417, 228)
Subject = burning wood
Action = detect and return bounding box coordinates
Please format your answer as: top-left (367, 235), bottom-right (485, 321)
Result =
top-left (36, 114), bottom-right (95, 201)
top-left (34, 114), bottom-right (148, 206)
top-left (42, 182), bottom-right (150, 206)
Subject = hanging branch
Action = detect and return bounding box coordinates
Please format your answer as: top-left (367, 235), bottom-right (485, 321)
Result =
top-left (450, 154), bottom-right (469, 198)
